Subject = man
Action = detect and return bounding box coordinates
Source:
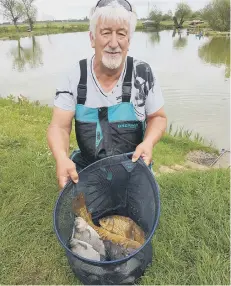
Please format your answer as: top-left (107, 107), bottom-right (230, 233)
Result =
top-left (47, 0), bottom-right (167, 189)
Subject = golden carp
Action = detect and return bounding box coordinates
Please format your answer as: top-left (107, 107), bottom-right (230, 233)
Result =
top-left (72, 193), bottom-right (142, 249)
top-left (99, 215), bottom-right (145, 244)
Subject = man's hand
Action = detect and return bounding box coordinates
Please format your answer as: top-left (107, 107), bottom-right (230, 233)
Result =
top-left (56, 156), bottom-right (79, 189)
top-left (131, 107), bottom-right (167, 166)
top-left (132, 141), bottom-right (153, 166)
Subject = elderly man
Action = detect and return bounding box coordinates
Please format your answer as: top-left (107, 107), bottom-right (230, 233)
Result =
top-left (47, 0), bottom-right (167, 189)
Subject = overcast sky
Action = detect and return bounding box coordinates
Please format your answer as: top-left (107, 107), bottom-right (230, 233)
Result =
top-left (1, 0), bottom-right (210, 22)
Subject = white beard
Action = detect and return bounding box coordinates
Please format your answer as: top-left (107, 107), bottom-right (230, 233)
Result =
top-left (102, 53), bottom-right (123, 70)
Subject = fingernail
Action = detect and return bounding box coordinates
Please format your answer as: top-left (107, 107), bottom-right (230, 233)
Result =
top-left (132, 158), bottom-right (136, 162)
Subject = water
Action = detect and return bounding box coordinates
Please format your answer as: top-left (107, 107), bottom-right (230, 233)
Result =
top-left (0, 30), bottom-right (230, 150)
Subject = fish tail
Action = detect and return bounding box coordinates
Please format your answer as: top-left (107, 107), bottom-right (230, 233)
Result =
top-left (72, 193), bottom-right (94, 225)
top-left (73, 193), bottom-right (86, 210)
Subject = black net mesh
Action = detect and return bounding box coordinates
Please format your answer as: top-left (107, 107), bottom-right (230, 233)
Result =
top-left (54, 153), bottom-right (160, 285)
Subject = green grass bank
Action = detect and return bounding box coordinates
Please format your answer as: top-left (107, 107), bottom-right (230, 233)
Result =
top-left (0, 97), bottom-right (230, 285)
top-left (0, 20), bottom-right (229, 40)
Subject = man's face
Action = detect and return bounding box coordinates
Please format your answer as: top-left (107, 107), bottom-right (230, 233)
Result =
top-left (90, 17), bottom-right (130, 70)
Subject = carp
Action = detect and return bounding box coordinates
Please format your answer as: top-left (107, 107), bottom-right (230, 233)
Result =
top-left (72, 193), bottom-right (142, 249)
top-left (99, 215), bottom-right (145, 244)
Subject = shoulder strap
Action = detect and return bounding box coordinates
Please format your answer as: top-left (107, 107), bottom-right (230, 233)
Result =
top-left (77, 59), bottom-right (87, 105)
top-left (122, 56), bottom-right (133, 103)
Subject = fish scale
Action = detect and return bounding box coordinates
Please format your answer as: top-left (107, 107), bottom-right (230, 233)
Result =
top-left (99, 215), bottom-right (145, 244)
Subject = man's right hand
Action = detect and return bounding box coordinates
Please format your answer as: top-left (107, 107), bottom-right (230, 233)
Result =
top-left (56, 156), bottom-right (79, 189)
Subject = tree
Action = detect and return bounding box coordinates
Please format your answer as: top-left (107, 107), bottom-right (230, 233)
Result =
top-left (0, 0), bottom-right (23, 31)
top-left (20, 0), bottom-right (37, 31)
top-left (149, 5), bottom-right (163, 29)
top-left (162, 10), bottom-right (173, 21)
top-left (201, 0), bottom-right (230, 31)
top-left (190, 10), bottom-right (202, 19)
top-left (173, 2), bottom-right (192, 28)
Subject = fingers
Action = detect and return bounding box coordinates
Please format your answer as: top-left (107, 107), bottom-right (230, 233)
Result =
top-left (58, 169), bottom-right (78, 190)
top-left (140, 153), bottom-right (151, 166)
top-left (57, 158), bottom-right (79, 190)
top-left (69, 166), bottom-right (79, 184)
top-left (58, 175), bottom-right (69, 189)
top-left (144, 158), bottom-right (152, 166)
top-left (132, 145), bottom-right (143, 163)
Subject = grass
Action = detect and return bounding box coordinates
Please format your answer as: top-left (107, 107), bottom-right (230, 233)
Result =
top-left (0, 22), bottom-right (90, 40)
top-left (0, 97), bottom-right (230, 285)
top-left (152, 123), bottom-right (218, 170)
top-left (0, 20), bottom-right (224, 40)
top-left (141, 169), bottom-right (230, 285)
top-left (0, 21), bottom-right (142, 40)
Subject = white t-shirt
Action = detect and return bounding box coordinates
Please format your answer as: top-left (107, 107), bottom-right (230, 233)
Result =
top-left (54, 55), bottom-right (164, 122)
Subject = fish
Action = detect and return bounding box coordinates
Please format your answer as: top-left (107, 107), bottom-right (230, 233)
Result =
top-left (103, 240), bottom-right (135, 260)
top-left (69, 238), bottom-right (101, 261)
top-left (73, 216), bottom-right (106, 256)
top-left (99, 215), bottom-right (145, 244)
top-left (72, 193), bottom-right (142, 249)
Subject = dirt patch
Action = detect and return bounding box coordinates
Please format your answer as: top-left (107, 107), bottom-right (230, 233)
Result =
top-left (186, 151), bottom-right (218, 166)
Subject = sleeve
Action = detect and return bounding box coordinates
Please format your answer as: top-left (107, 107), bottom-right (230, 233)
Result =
top-left (54, 64), bottom-right (80, 111)
top-left (145, 69), bottom-right (164, 116)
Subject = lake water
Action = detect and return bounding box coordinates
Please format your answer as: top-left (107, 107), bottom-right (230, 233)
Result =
top-left (0, 30), bottom-right (230, 150)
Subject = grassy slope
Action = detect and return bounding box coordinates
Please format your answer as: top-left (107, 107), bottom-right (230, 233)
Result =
top-left (0, 98), bottom-right (229, 284)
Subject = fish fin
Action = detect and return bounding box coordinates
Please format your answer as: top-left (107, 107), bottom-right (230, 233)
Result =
top-left (71, 225), bottom-right (76, 240)
top-left (78, 240), bottom-right (89, 250)
top-left (72, 193), bottom-right (86, 215)
top-left (86, 228), bottom-right (92, 240)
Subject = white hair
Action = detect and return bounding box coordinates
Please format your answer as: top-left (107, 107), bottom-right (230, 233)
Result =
top-left (89, 0), bottom-right (137, 39)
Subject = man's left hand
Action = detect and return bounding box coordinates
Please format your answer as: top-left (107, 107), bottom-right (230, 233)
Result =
top-left (132, 141), bottom-right (153, 166)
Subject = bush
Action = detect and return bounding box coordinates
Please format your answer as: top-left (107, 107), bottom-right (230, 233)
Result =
top-left (202, 0), bottom-right (230, 31)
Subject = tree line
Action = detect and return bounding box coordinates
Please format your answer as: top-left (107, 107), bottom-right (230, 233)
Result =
top-left (149, 0), bottom-right (230, 32)
top-left (0, 0), bottom-right (37, 31)
top-left (0, 0), bottom-right (230, 32)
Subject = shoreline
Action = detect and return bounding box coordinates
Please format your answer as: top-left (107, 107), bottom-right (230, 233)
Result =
top-left (0, 21), bottom-right (230, 40)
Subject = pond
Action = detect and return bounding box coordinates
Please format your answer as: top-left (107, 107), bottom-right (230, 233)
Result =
top-left (0, 30), bottom-right (230, 150)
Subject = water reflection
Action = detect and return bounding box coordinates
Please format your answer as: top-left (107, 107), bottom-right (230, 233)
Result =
top-left (148, 32), bottom-right (160, 45)
top-left (198, 37), bottom-right (230, 78)
top-left (172, 29), bottom-right (177, 38)
top-left (173, 31), bottom-right (188, 50)
top-left (9, 36), bottom-right (43, 72)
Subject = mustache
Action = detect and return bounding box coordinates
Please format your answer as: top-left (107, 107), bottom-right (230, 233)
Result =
top-left (103, 48), bottom-right (122, 53)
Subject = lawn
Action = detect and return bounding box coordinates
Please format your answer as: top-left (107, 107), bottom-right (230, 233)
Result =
top-left (0, 97), bottom-right (230, 284)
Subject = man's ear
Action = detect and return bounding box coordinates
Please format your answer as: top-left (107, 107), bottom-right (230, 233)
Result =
top-left (89, 32), bottom-right (95, 48)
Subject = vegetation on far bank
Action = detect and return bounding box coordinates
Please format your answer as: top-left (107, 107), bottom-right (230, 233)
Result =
top-left (0, 0), bottom-right (230, 40)
top-left (0, 19), bottom-right (229, 41)
top-left (0, 97), bottom-right (229, 285)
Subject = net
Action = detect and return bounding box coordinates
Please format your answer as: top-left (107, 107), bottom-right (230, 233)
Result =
top-left (54, 153), bottom-right (160, 285)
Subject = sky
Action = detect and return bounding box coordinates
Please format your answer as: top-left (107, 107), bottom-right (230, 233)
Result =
top-left (1, 0), bottom-right (210, 22)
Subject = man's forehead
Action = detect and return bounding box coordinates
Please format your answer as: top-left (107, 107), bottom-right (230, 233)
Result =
top-left (97, 17), bottom-right (129, 30)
